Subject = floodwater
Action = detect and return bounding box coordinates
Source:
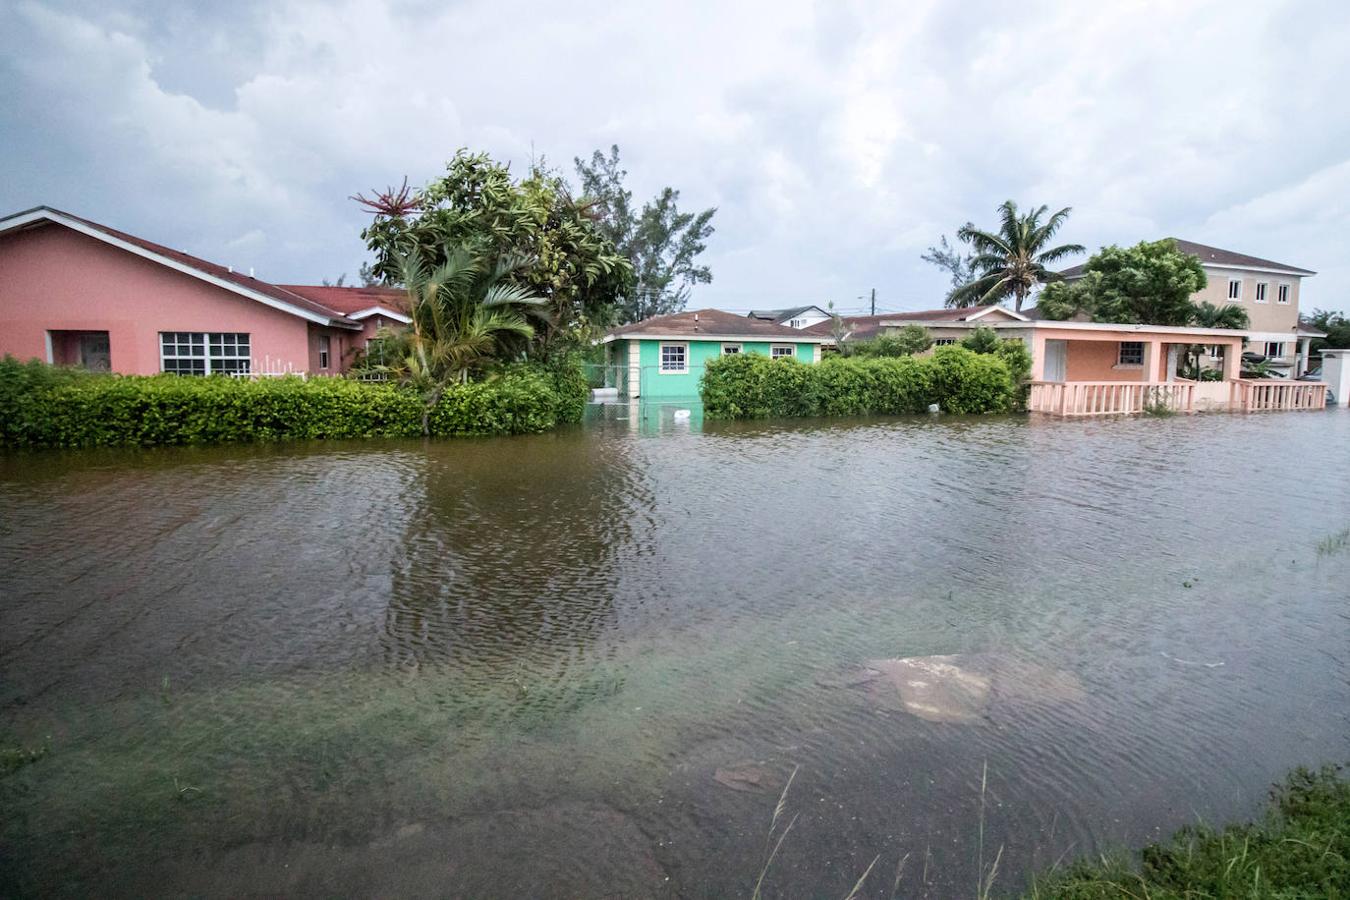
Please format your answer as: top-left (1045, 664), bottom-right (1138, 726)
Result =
top-left (2, 407), bottom-right (1348, 898)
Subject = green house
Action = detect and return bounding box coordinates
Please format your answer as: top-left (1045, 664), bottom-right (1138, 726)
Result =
top-left (601, 308), bottom-right (830, 401)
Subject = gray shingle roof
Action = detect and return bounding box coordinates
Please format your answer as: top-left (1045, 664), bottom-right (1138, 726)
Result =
top-left (1060, 239), bottom-right (1315, 278)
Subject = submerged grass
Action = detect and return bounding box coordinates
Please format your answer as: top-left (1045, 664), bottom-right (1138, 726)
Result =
top-left (1023, 765), bottom-right (1349, 898)
top-left (1316, 526), bottom-right (1350, 557)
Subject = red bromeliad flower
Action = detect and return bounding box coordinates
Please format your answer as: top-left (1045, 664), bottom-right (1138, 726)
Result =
top-left (350, 177), bottom-right (421, 217)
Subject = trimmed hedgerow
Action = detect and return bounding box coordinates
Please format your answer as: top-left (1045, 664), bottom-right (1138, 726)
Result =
top-left (0, 357), bottom-right (587, 449)
top-left (700, 345), bottom-right (1016, 420)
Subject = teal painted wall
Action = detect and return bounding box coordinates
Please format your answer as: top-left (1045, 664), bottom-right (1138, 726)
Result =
top-left (623, 337), bottom-right (818, 399)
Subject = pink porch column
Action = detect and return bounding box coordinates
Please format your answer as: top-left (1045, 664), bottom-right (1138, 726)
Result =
top-left (1029, 329), bottom-right (1049, 381)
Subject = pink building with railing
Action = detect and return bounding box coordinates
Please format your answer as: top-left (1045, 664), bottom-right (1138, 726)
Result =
top-left (0, 207), bottom-right (408, 376)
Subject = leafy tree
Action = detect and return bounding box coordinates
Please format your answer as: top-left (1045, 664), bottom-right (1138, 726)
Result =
top-left (1308, 308), bottom-right (1350, 354)
top-left (372, 244), bottom-right (547, 433)
top-left (574, 145), bottom-right (716, 322)
top-left (355, 152), bottom-right (633, 348)
top-left (322, 273), bottom-right (348, 287)
top-left (949, 201), bottom-right (1084, 311)
top-left (921, 234), bottom-right (976, 292)
top-left (1037, 240), bottom-right (1208, 327)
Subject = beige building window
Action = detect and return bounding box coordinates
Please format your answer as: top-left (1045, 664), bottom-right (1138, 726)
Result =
top-left (1277, 284), bottom-right (1290, 304)
top-left (1227, 278), bottom-right (1242, 300)
top-left (1263, 341), bottom-right (1285, 359)
top-left (1255, 282), bottom-right (1268, 303)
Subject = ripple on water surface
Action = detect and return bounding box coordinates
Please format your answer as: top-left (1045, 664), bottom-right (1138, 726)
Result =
top-left (1, 412), bottom-right (1348, 898)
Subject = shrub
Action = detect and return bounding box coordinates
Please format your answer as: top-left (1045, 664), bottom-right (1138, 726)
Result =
top-left (700, 346), bottom-right (1014, 419)
top-left (851, 325), bottom-right (932, 358)
top-left (0, 356), bottom-right (584, 449)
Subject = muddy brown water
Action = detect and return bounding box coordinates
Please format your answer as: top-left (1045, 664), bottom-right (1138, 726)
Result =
top-left (2, 408), bottom-right (1348, 898)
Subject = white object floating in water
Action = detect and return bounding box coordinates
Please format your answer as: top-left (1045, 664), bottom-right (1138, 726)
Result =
top-left (927, 403), bottom-right (941, 414)
top-left (673, 409), bottom-right (692, 421)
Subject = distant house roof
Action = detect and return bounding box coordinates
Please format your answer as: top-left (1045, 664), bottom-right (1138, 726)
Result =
top-left (1060, 239), bottom-right (1316, 279)
top-left (0, 206), bottom-right (362, 329)
top-left (279, 284), bottom-right (411, 323)
top-left (801, 304), bottom-right (1026, 340)
top-left (603, 308), bottom-right (830, 342)
top-left (746, 305), bottom-right (830, 324)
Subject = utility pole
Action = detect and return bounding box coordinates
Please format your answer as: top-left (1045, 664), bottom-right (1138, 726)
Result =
top-left (870, 287), bottom-right (876, 316)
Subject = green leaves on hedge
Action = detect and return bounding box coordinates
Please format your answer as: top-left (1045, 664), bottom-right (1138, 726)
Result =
top-left (0, 357), bottom-right (589, 449)
top-left (699, 345), bottom-right (1017, 419)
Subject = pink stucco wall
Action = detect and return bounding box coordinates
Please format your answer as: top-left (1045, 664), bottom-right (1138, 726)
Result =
top-left (1027, 325), bottom-right (1244, 382)
top-left (0, 224), bottom-right (328, 375)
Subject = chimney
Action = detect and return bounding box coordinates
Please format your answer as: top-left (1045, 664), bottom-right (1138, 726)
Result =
top-left (249, 267), bottom-right (255, 278)
top-left (227, 265), bottom-right (233, 273)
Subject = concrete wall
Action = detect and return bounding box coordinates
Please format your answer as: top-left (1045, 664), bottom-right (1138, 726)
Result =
top-left (0, 224), bottom-right (319, 375)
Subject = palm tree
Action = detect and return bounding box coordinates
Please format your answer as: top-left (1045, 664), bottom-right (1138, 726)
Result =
top-left (1190, 301), bottom-right (1249, 330)
top-left (948, 201), bottom-right (1085, 311)
top-left (386, 245), bottom-right (549, 433)
top-left (1182, 302), bottom-right (1250, 380)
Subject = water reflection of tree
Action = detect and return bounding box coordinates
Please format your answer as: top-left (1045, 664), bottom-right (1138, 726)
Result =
top-left (383, 431), bottom-right (650, 673)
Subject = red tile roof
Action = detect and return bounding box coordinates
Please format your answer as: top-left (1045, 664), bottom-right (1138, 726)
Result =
top-left (278, 284), bottom-right (408, 315)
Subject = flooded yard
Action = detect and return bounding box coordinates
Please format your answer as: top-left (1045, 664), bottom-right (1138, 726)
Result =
top-left (2, 409), bottom-right (1348, 898)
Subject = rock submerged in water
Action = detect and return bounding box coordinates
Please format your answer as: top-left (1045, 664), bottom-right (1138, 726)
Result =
top-left (713, 763), bottom-right (784, 793)
top-left (836, 653), bottom-right (1085, 723)
top-left (863, 655), bottom-right (992, 723)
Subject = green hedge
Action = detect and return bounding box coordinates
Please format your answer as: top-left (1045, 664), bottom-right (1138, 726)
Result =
top-left (700, 345), bottom-right (1016, 419)
top-left (0, 357), bottom-right (589, 449)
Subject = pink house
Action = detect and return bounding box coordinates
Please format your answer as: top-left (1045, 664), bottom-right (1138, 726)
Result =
top-left (0, 207), bottom-right (409, 376)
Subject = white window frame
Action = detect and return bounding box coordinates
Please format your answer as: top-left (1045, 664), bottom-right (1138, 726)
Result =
top-left (770, 344), bottom-right (796, 360)
top-left (1276, 283), bottom-right (1290, 304)
top-left (788, 318), bottom-right (804, 328)
top-left (159, 331), bottom-right (251, 376)
top-left (932, 338), bottom-right (958, 346)
top-left (721, 343), bottom-right (743, 355)
top-left (658, 342), bottom-right (689, 374)
top-left (1206, 344), bottom-right (1224, 360)
top-left (318, 334), bottom-right (331, 369)
top-left (1264, 341), bottom-right (1284, 359)
top-left (1254, 282), bottom-right (1268, 304)
top-left (1227, 278), bottom-right (1242, 301)
top-left (1117, 341), bottom-right (1145, 368)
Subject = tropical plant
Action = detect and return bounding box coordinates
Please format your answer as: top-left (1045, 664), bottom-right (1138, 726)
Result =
top-left (948, 201), bottom-right (1085, 311)
top-left (574, 145), bottom-right (717, 322)
top-left (355, 151), bottom-right (633, 348)
top-left (377, 246), bottom-right (549, 433)
top-left (1190, 300), bottom-right (1249, 329)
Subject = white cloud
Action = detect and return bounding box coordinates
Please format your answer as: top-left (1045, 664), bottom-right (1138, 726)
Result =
top-left (1, 0), bottom-right (1347, 313)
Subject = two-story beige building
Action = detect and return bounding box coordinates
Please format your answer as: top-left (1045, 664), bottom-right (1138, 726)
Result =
top-left (1061, 239), bottom-right (1321, 375)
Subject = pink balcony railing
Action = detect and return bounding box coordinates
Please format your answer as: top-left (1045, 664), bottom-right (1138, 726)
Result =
top-left (1029, 379), bottom-right (1328, 416)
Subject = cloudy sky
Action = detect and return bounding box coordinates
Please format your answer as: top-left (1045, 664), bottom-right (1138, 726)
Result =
top-left (3, 0), bottom-right (1348, 315)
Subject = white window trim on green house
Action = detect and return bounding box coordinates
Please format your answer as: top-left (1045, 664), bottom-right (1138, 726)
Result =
top-left (603, 334), bottom-right (828, 401)
top-left (659, 342), bottom-right (689, 374)
top-left (721, 343), bottom-right (742, 355)
top-left (770, 344), bottom-right (795, 359)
